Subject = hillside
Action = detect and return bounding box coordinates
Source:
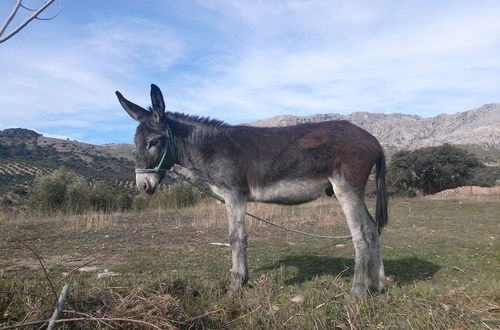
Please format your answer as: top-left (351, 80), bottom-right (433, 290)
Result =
top-left (251, 103), bottom-right (500, 163)
top-left (0, 128), bottom-right (136, 204)
top-left (1, 104), bottom-right (498, 204)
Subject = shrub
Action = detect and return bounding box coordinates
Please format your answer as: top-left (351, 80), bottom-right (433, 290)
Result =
top-left (90, 181), bottom-right (116, 211)
top-left (0, 196), bottom-right (13, 208)
top-left (28, 168), bottom-right (131, 214)
top-left (112, 190), bottom-right (133, 211)
top-left (65, 178), bottom-right (92, 213)
top-left (166, 182), bottom-right (200, 208)
top-left (133, 182), bottom-right (203, 210)
top-left (29, 168), bottom-right (74, 213)
top-left (87, 181), bottom-right (132, 212)
top-left (132, 194), bottom-right (150, 211)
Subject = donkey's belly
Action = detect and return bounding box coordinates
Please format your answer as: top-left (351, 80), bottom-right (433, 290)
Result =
top-left (249, 179), bottom-right (331, 205)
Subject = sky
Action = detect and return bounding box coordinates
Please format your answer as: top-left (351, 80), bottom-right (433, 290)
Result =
top-left (0, 0), bottom-right (499, 144)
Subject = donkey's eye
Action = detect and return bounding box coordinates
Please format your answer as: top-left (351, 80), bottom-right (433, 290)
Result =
top-left (148, 140), bottom-right (159, 149)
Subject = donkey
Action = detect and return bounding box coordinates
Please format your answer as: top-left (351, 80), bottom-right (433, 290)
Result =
top-left (116, 84), bottom-right (388, 297)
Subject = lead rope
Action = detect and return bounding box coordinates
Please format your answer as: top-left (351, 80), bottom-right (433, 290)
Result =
top-left (172, 169), bottom-right (352, 240)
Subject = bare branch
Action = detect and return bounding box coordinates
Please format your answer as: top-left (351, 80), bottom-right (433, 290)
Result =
top-left (62, 310), bottom-right (117, 329)
top-left (0, 319), bottom-right (50, 329)
top-left (20, 3), bottom-right (39, 11)
top-left (0, 0), bottom-right (22, 37)
top-left (0, 0), bottom-right (58, 44)
top-left (47, 283), bottom-right (72, 330)
top-left (21, 0), bottom-right (62, 21)
top-left (15, 239), bottom-right (59, 305)
top-left (0, 317), bottom-right (165, 330)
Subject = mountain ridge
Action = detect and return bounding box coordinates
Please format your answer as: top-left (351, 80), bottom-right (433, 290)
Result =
top-left (1, 103), bottom-right (498, 179)
top-left (250, 103), bottom-right (500, 162)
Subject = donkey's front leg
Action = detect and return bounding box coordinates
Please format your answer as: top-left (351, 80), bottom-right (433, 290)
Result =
top-left (225, 197), bottom-right (249, 292)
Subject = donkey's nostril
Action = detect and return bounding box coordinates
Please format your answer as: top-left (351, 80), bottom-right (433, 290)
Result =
top-left (136, 175), bottom-right (156, 194)
top-left (137, 180), bottom-right (148, 192)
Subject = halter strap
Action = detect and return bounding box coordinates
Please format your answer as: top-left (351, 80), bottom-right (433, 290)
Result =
top-left (134, 124), bottom-right (176, 174)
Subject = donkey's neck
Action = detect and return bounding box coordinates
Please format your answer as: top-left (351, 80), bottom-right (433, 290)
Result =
top-left (166, 112), bottom-right (229, 174)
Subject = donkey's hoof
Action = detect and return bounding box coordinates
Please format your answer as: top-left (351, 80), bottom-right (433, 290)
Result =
top-left (370, 282), bottom-right (385, 294)
top-left (229, 271), bottom-right (248, 292)
top-left (351, 284), bottom-right (367, 298)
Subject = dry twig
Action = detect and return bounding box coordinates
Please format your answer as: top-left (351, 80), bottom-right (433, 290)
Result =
top-left (15, 239), bottom-right (58, 304)
top-left (0, 316), bottom-right (168, 330)
top-left (47, 283), bottom-right (71, 330)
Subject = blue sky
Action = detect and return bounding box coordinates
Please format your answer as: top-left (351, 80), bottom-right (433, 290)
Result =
top-left (1, 0), bottom-right (499, 144)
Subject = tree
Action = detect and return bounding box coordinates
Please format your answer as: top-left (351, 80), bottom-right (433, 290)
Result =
top-left (0, 0), bottom-right (59, 44)
top-left (387, 150), bottom-right (415, 193)
top-left (389, 144), bottom-right (484, 195)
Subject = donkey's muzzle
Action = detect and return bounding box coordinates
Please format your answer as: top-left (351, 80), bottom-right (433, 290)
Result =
top-left (136, 173), bottom-right (159, 194)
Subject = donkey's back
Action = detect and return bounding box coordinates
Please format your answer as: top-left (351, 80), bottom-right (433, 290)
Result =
top-left (221, 120), bottom-right (384, 205)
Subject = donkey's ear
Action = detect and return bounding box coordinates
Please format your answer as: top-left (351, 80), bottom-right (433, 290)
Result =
top-left (115, 91), bottom-right (150, 122)
top-left (150, 84), bottom-right (165, 124)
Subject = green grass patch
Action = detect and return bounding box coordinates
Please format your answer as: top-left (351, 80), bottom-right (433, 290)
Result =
top-left (1, 197), bottom-right (499, 329)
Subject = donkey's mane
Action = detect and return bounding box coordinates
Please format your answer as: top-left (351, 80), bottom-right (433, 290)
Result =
top-left (166, 111), bottom-right (228, 128)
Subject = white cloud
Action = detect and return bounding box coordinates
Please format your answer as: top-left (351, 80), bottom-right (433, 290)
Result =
top-left (83, 17), bottom-right (184, 72)
top-left (0, 14), bottom-right (184, 140)
top-left (165, 0), bottom-right (500, 120)
top-left (1, 0), bottom-right (499, 143)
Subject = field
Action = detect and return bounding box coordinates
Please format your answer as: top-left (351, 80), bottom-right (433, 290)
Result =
top-left (0, 196), bottom-right (499, 329)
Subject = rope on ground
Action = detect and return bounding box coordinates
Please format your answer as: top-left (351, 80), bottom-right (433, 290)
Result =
top-left (173, 170), bottom-right (352, 240)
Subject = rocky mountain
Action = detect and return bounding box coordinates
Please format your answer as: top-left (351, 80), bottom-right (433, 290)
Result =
top-left (251, 103), bottom-right (500, 163)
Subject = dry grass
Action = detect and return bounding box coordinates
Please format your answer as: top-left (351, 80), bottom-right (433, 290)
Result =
top-left (147, 197), bottom-right (347, 234)
top-left (64, 283), bottom-right (188, 329)
top-left (1, 197), bottom-right (345, 233)
top-left (1, 196), bottom-right (499, 329)
top-left (0, 209), bottom-right (126, 233)
top-left (66, 211), bottom-right (124, 232)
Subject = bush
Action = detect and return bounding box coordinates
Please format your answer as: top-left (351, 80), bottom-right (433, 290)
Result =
top-left (65, 178), bottom-right (92, 213)
top-left (112, 190), bottom-right (133, 211)
top-left (29, 168), bottom-right (74, 213)
top-left (132, 194), bottom-right (150, 211)
top-left (133, 182), bottom-right (203, 210)
top-left (28, 168), bottom-right (131, 214)
top-left (166, 182), bottom-right (199, 208)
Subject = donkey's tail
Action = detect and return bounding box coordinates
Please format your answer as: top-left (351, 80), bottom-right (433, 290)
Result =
top-left (375, 151), bottom-right (388, 234)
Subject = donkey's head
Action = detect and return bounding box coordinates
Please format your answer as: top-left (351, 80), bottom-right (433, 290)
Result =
top-left (116, 84), bottom-right (176, 194)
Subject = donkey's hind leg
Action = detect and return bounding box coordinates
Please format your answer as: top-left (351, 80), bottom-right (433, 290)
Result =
top-left (330, 176), bottom-right (383, 297)
top-left (365, 202), bottom-right (385, 293)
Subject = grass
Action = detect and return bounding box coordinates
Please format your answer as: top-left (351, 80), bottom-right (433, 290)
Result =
top-left (0, 196), bottom-right (499, 329)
